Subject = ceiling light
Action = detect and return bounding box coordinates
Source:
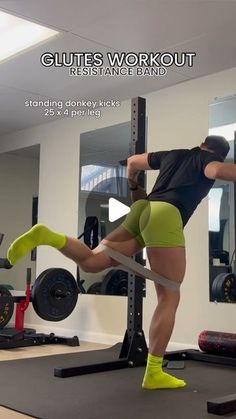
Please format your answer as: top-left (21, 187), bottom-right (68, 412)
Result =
top-left (0, 10), bottom-right (59, 62)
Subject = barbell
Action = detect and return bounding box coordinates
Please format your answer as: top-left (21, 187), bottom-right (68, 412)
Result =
top-left (2, 248), bottom-right (232, 325)
top-left (0, 267), bottom-right (79, 326)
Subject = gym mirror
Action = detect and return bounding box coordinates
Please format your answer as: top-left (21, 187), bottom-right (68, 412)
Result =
top-left (208, 95), bottom-right (236, 302)
top-left (78, 122), bottom-right (146, 296)
top-left (0, 145), bottom-right (40, 290)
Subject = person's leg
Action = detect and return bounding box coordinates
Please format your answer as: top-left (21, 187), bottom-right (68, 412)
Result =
top-left (60, 224), bottom-right (144, 272)
top-left (7, 204), bottom-right (145, 273)
top-left (137, 201), bottom-right (186, 389)
top-left (148, 247), bottom-right (186, 356)
top-left (7, 200), bottom-right (146, 270)
top-left (7, 223), bottom-right (143, 270)
top-left (142, 246), bottom-right (186, 390)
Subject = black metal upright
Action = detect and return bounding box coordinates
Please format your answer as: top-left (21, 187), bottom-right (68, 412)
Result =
top-left (119, 97), bottom-right (148, 362)
top-left (54, 97), bottom-right (148, 378)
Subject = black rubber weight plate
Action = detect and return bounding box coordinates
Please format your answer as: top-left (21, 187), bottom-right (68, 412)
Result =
top-left (212, 273), bottom-right (236, 302)
top-left (0, 285), bottom-right (14, 328)
top-left (31, 268), bottom-right (78, 321)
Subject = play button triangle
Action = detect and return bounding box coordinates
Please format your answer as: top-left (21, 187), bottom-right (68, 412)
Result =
top-left (108, 198), bottom-right (130, 222)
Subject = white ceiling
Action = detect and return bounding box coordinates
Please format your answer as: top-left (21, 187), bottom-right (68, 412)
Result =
top-left (1, 0), bottom-right (236, 136)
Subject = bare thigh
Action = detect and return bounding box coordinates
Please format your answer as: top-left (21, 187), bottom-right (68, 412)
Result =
top-left (147, 247), bottom-right (186, 301)
top-left (83, 225), bottom-right (143, 272)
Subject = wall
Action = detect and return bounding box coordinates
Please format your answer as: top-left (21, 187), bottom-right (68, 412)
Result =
top-left (0, 152), bottom-right (39, 289)
top-left (0, 67), bottom-right (236, 347)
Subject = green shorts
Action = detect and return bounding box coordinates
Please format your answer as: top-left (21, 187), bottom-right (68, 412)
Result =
top-left (121, 200), bottom-right (185, 248)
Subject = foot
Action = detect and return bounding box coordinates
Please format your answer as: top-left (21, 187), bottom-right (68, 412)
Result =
top-left (7, 224), bottom-right (66, 265)
top-left (142, 371), bottom-right (186, 390)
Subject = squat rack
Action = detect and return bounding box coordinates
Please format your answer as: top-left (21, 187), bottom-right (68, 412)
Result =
top-left (55, 97), bottom-right (148, 378)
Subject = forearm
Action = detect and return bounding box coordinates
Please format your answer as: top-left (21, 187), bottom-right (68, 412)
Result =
top-left (127, 160), bottom-right (147, 201)
top-left (127, 159), bottom-right (139, 180)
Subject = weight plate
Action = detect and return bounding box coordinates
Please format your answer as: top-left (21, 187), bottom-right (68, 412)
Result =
top-left (211, 273), bottom-right (225, 301)
top-left (0, 285), bottom-right (14, 328)
top-left (211, 273), bottom-right (236, 303)
top-left (87, 281), bottom-right (102, 294)
top-left (101, 269), bottom-right (128, 296)
top-left (31, 268), bottom-right (78, 321)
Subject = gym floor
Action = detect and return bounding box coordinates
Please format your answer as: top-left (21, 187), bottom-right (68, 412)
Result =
top-left (0, 341), bottom-right (109, 418)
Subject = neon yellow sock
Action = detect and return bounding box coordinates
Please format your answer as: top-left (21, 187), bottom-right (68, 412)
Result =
top-left (142, 353), bottom-right (186, 390)
top-left (7, 224), bottom-right (66, 265)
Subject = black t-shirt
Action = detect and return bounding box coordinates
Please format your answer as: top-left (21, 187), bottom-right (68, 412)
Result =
top-left (146, 147), bottom-right (223, 226)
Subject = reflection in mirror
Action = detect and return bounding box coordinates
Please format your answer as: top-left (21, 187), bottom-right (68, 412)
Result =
top-left (0, 145), bottom-right (40, 290)
top-left (78, 122), bottom-right (145, 296)
top-left (208, 95), bottom-right (236, 302)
